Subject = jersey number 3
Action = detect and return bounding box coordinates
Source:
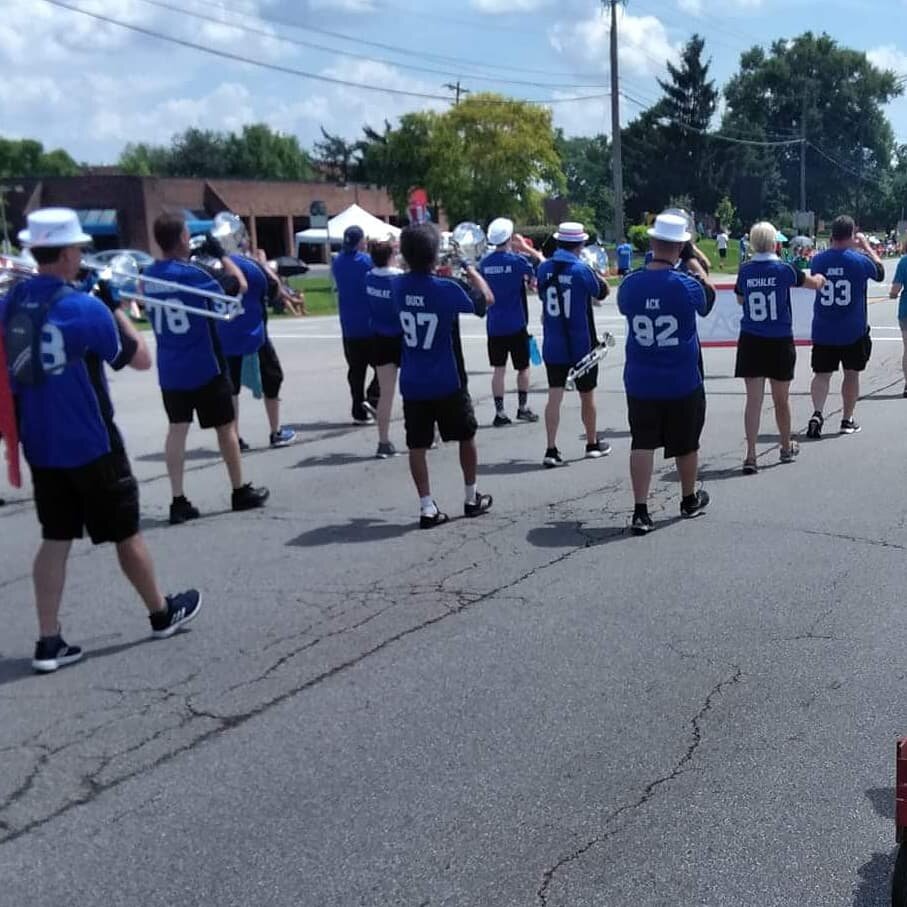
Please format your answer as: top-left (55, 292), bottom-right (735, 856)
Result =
top-left (400, 311), bottom-right (438, 350)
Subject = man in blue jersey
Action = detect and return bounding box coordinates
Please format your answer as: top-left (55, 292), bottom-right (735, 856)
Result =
top-left (147, 212), bottom-right (269, 524)
top-left (0, 208), bottom-right (201, 672)
top-left (393, 223), bottom-right (494, 527)
top-left (806, 215), bottom-right (885, 438)
top-left (536, 222), bottom-right (610, 468)
top-left (616, 238), bottom-right (634, 276)
top-left (479, 217), bottom-right (540, 426)
top-left (332, 225), bottom-right (380, 424)
top-left (216, 223), bottom-right (296, 451)
top-left (618, 212), bottom-right (716, 534)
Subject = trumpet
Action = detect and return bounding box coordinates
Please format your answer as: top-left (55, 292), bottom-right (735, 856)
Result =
top-left (565, 332), bottom-right (616, 391)
top-left (87, 253), bottom-right (243, 322)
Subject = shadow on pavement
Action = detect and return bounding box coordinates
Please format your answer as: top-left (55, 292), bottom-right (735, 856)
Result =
top-left (284, 420), bottom-right (360, 432)
top-left (136, 447), bottom-right (221, 464)
top-left (287, 517), bottom-right (413, 547)
top-left (0, 637), bottom-right (153, 687)
top-left (140, 508), bottom-right (234, 530)
top-left (853, 850), bottom-right (896, 907)
top-left (292, 453), bottom-right (376, 469)
top-left (479, 459), bottom-right (543, 476)
top-left (866, 787), bottom-right (895, 820)
top-left (526, 520), bottom-right (626, 549)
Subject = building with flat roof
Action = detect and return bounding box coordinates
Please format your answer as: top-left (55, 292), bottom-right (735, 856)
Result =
top-left (4, 175), bottom-right (401, 260)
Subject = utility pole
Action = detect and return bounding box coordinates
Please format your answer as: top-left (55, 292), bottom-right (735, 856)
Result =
top-left (607, 0), bottom-right (624, 241)
top-left (442, 81), bottom-right (469, 106)
top-left (799, 94), bottom-right (807, 220)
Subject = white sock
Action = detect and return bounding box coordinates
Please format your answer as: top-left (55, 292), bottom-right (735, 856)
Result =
top-left (464, 484), bottom-right (477, 505)
top-left (420, 496), bottom-right (438, 516)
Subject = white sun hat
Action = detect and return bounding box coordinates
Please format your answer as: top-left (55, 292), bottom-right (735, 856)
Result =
top-left (18, 208), bottom-right (92, 248)
top-left (487, 217), bottom-right (514, 246)
top-left (553, 222), bottom-right (589, 243)
top-left (647, 213), bottom-right (691, 244)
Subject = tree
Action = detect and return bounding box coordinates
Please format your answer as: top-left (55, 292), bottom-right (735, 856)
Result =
top-left (715, 196), bottom-right (736, 232)
top-left (556, 132), bottom-right (613, 233)
top-left (118, 142), bottom-right (172, 176)
top-left (379, 112), bottom-right (441, 216)
top-left (426, 93), bottom-right (565, 225)
top-left (312, 127), bottom-right (362, 183)
top-left (721, 32), bottom-right (902, 222)
top-left (225, 124), bottom-right (312, 180)
top-left (0, 137), bottom-right (80, 177)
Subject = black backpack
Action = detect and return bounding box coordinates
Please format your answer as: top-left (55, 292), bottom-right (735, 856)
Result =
top-left (3, 283), bottom-right (73, 386)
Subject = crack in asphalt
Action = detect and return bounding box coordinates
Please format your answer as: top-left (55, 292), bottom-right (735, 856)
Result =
top-left (536, 667), bottom-right (744, 906)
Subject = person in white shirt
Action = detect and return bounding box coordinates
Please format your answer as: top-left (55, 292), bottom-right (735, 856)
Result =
top-left (716, 230), bottom-right (729, 265)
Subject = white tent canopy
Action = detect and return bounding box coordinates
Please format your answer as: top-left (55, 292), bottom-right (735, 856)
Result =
top-left (295, 203), bottom-right (400, 245)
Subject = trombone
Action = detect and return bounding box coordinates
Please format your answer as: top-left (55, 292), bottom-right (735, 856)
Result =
top-left (87, 254), bottom-right (243, 322)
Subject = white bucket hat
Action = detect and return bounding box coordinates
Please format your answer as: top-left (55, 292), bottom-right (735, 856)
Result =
top-left (487, 217), bottom-right (514, 246)
top-left (553, 222), bottom-right (589, 243)
top-left (18, 208), bottom-right (91, 248)
top-left (647, 213), bottom-right (691, 244)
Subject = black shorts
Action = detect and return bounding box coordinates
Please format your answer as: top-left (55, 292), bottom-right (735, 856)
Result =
top-left (162, 373), bottom-right (235, 428)
top-left (403, 389), bottom-right (477, 450)
top-left (718, 248), bottom-right (728, 260)
top-left (734, 332), bottom-right (796, 382)
top-left (487, 329), bottom-right (530, 370)
top-left (811, 331), bottom-right (872, 373)
top-left (32, 451), bottom-right (139, 544)
top-left (546, 362), bottom-right (598, 393)
top-left (226, 341), bottom-right (283, 400)
top-left (372, 334), bottom-right (402, 367)
top-left (627, 386), bottom-right (706, 459)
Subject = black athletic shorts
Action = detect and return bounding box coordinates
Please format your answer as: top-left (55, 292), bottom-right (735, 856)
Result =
top-left (627, 386), bottom-right (706, 459)
top-left (546, 362), bottom-right (598, 393)
top-left (162, 373), bottom-right (235, 428)
top-left (734, 331), bottom-right (796, 382)
top-left (487, 329), bottom-right (530, 370)
top-left (32, 451), bottom-right (139, 544)
top-left (811, 331), bottom-right (872, 373)
top-left (718, 248), bottom-right (728, 260)
top-left (372, 333), bottom-right (402, 367)
top-left (403, 389), bottom-right (477, 450)
top-left (227, 342), bottom-right (283, 400)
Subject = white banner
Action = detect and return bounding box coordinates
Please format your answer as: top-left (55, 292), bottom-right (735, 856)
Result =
top-left (697, 284), bottom-right (815, 347)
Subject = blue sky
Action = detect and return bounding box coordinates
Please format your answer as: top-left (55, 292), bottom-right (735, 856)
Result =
top-left (1, 0), bottom-right (905, 163)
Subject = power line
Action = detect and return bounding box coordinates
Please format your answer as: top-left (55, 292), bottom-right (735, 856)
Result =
top-left (35, 0), bottom-right (609, 106)
top-left (133, 0), bottom-right (611, 90)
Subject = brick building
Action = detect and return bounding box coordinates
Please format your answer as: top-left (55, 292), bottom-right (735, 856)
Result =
top-left (4, 176), bottom-right (400, 260)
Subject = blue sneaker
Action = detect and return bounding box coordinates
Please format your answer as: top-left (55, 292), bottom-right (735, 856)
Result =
top-left (269, 427), bottom-right (296, 448)
top-left (150, 590), bottom-right (203, 639)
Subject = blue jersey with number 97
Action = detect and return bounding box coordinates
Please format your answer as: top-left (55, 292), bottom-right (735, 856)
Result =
top-left (143, 259), bottom-right (225, 391)
top-left (392, 272), bottom-right (475, 401)
top-left (618, 267), bottom-right (707, 400)
top-left (809, 248), bottom-right (881, 346)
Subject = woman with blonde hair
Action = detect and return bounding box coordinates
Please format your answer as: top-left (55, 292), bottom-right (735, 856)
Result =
top-left (888, 237), bottom-right (907, 396)
top-left (734, 221), bottom-right (826, 473)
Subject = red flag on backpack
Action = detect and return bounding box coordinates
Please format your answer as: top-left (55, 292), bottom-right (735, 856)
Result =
top-left (0, 327), bottom-right (21, 488)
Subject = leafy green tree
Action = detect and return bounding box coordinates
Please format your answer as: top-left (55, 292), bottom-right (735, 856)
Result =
top-left (118, 142), bottom-right (172, 176)
top-left (427, 93), bottom-right (564, 224)
top-left (0, 137), bottom-right (79, 177)
top-left (312, 127), bottom-right (362, 183)
top-left (225, 124), bottom-right (312, 180)
top-left (556, 132), bottom-right (613, 235)
top-left (715, 196), bottom-right (736, 232)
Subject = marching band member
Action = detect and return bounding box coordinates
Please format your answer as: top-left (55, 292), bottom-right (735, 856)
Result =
top-left (478, 217), bottom-right (540, 427)
top-left (618, 212), bottom-right (716, 535)
top-left (365, 239), bottom-right (403, 458)
top-left (217, 226), bottom-right (296, 451)
top-left (735, 221), bottom-right (826, 473)
top-left (0, 208), bottom-right (201, 672)
top-left (146, 212), bottom-right (269, 525)
top-left (536, 222), bottom-right (610, 468)
top-left (393, 223), bottom-right (494, 528)
top-left (806, 216), bottom-right (885, 439)
top-left (332, 225), bottom-right (380, 424)
top-left (888, 238), bottom-right (907, 396)
top-left (616, 237), bottom-right (634, 276)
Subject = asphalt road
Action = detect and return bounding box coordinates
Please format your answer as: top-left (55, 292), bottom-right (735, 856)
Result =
top-left (0, 261), bottom-right (905, 906)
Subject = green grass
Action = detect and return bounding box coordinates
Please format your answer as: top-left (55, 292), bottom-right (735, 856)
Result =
top-left (288, 275), bottom-right (336, 316)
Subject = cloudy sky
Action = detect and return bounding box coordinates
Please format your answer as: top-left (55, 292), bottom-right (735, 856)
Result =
top-left (1, 0), bottom-right (905, 164)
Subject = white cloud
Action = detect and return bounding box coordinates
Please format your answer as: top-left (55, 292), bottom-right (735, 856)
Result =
top-left (867, 45), bottom-right (907, 75)
top-left (550, 9), bottom-right (679, 79)
top-left (471, 0), bottom-right (553, 11)
top-left (309, 0), bottom-right (376, 9)
top-left (677, 0), bottom-right (703, 13)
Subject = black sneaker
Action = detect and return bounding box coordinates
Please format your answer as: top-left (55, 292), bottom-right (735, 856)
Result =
top-left (419, 508), bottom-right (449, 529)
top-left (631, 512), bottom-right (654, 536)
top-left (493, 413), bottom-right (512, 427)
top-left (238, 437), bottom-right (251, 453)
top-left (352, 412), bottom-right (375, 425)
top-left (231, 483), bottom-right (270, 511)
top-left (464, 492), bottom-right (493, 518)
top-left (840, 418), bottom-right (861, 434)
top-left (680, 489), bottom-right (710, 519)
top-left (543, 447), bottom-right (566, 468)
top-left (585, 440), bottom-right (612, 459)
top-left (903, 387), bottom-right (907, 398)
top-left (806, 412), bottom-right (823, 439)
top-left (364, 400), bottom-right (378, 418)
top-left (375, 441), bottom-right (398, 459)
top-left (269, 427), bottom-right (296, 448)
top-left (32, 635), bottom-right (83, 674)
top-left (516, 408), bottom-right (539, 423)
top-left (169, 496), bottom-right (200, 525)
top-left (150, 590), bottom-right (203, 640)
